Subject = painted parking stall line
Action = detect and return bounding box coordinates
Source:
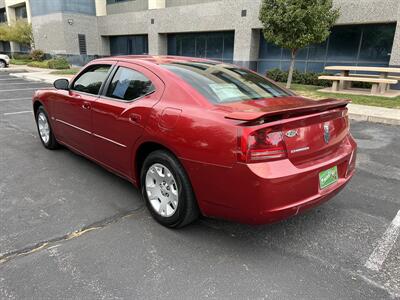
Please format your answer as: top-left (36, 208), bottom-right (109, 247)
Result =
top-left (365, 210), bottom-right (400, 271)
top-left (0, 97), bottom-right (32, 102)
top-left (0, 88), bottom-right (41, 92)
top-left (3, 110), bottom-right (33, 116)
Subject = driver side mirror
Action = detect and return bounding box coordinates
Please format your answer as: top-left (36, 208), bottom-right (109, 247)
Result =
top-left (54, 78), bottom-right (70, 90)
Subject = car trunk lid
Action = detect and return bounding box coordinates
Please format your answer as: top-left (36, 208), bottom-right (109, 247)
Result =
top-left (218, 96), bottom-right (350, 165)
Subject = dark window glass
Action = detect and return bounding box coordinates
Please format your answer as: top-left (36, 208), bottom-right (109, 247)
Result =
top-left (0, 8), bottom-right (7, 23)
top-left (72, 65), bottom-right (111, 95)
top-left (359, 24), bottom-right (396, 62)
top-left (161, 62), bottom-right (290, 103)
top-left (308, 40), bottom-right (328, 60)
top-left (327, 26), bottom-right (362, 61)
top-left (257, 23), bottom-right (396, 75)
top-left (167, 31), bottom-right (234, 62)
top-left (223, 33), bottom-right (234, 60)
top-left (30, 0), bottom-right (96, 17)
top-left (259, 38), bottom-right (282, 59)
top-left (106, 67), bottom-right (155, 101)
top-left (196, 36), bottom-right (206, 58)
top-left (110, 35), bottom-right (148, 55)
top-left (15, 5), bottom-right (27, 19)
top-left (181, 37), bottom-right (196, 57)
top-left (206, 33), bottom-right (223, 59)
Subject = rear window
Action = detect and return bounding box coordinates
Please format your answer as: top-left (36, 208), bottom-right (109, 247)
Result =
top-left (160, 62), bottom-right (290, 103)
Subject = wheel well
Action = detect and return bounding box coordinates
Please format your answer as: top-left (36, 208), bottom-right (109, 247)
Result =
top-left (135, 142), bottom-right (173, 184)
top-left (33, 100), bottom-right (43, 116)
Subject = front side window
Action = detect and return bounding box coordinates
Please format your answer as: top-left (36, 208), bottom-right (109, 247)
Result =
top-left (106, 67), bottom-right (155, 101)
top-left (161, 62), bottom-right (290, 103)
top-left (72, 65), bottom-right (111, 95)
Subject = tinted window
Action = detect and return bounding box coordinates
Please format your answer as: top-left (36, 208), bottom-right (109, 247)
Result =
top-left (106, 67), bottom-right (155, 101)
top-left (161, 62), bottom-right (290, 104)
top-left (72, 65), bottom-right (111, 95)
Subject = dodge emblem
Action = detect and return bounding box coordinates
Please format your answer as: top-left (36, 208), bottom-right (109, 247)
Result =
top-left (323, 123), bottom-right (330, 144)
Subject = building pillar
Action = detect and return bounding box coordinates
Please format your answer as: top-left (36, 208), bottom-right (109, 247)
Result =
top-left (389, 18), bottom-right (400, 66)
top-left (233, 28), bottom-right (260, 70)
top-left (148, 31), bottom-right (167, 56)
top-left (99, 36), bottom-right (110, 56)
top-left (148, 0), bottom-right (165, 10)
top-left (95, 0), bottom-right (107, 16)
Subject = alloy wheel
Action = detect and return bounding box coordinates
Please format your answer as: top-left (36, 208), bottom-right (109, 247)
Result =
top-left (37, 112), bottom-right (50, 144)
top-left (145, 163), bottom-right (179, 217)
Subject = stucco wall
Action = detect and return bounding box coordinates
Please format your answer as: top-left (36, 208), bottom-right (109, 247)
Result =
top-left (165, 0), bottom-right (219, 7)
top-left (32, 13), bottom-right (100, 56)
top-left (106, 0), bottom-right (148, 14)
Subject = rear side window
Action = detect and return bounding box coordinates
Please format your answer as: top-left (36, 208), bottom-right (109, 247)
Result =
top-left (106, 67), bottom-right (155, 101)
top-left (72, 65), bottom-right (111, 95)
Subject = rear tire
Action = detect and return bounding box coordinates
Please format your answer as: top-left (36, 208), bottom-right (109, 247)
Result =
top-left (140, 150), bottom-right (199, 228)
top-left (0, 60), bottom-right (5, 68)
top-left (35, 106), bottom-right (59, 150)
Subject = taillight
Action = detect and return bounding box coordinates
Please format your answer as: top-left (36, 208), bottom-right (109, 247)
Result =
top-left (239, 127), bottom-right (287, 163)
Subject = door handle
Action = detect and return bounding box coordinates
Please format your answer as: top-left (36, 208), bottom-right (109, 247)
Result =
top-left (82, 103), bottom-right (91, 110)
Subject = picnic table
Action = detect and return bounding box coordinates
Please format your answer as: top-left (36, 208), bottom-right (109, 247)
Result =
top-left (318, 66), bottom-right (400, 96)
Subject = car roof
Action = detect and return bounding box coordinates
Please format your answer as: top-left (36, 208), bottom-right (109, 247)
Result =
top-left (94, 55), bottom-right (221, 66)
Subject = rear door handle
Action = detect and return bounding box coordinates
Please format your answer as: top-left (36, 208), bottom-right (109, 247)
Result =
top-left (82, 103), bottom-right (91, 110)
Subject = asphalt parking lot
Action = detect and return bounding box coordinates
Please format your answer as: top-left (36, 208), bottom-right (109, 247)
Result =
top-left (0, 70), bottom-right (399, 299)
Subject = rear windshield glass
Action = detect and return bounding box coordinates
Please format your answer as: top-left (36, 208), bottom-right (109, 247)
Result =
top-left (160, 62), bottom-right (290, 103)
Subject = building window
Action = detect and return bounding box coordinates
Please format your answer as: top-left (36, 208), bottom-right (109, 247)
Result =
top-left (257, 23), bottom-right (396, 74)
top-left (78, 34), bottom-right (87, 55)
top-left (107, 0), bottom-right (133, 4)
top-left (15, 5), bottom-right (27, 20)
top-left (0, 8), bottom-right (7, 23)
top-left (110, 35), bottom-right (148, 56)
top-left (167, 31), bottom-right (234, 63)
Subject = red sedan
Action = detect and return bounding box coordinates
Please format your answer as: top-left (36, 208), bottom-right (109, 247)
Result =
top-left (32, 56), bottom-right (357, 228)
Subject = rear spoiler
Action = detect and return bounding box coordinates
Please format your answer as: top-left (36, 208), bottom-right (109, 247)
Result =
top-left (224, 98), bottom-right (350, 121)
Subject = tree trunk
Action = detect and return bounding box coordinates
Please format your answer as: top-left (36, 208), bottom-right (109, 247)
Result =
top-left (286, 49), bottom-right (297, 89)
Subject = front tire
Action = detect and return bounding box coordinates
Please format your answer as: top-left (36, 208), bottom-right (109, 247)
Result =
top-left (35, 106), bottom-right (59, 149)
top-left (0, 60), bottom-right (6, 68)
top-left (141, 150), bottom-right (199, 228)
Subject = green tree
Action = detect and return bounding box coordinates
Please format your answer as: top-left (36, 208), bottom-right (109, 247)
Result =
top-left (0, 21), bottom-right (34, 49)
top-left (259, 0), bottom-right (339, 88)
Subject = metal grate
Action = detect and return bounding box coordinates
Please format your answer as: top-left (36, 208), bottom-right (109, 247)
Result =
top-left (78, 34), bottom-right (87, 55)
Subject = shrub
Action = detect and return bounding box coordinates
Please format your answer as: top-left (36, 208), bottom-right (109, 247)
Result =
top-left (47, 57), bottom-right (70, 69)
top-left (10, 58), bottom-right (30, 65)
top-left (267, 68), bottom-right (334, 87)
top-left (13, 53), bottom-right (31, 60)
top-left (27, 60), bottom-right (49, 68)
top-left (30, 49), bottom-right (45, 61)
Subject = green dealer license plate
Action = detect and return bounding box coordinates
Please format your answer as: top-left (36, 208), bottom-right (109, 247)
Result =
top-left (319, 166), bottom-right (338, 189)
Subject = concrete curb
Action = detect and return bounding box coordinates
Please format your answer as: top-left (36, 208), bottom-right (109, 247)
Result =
top-left (348, 113), bottom-right (400, 126)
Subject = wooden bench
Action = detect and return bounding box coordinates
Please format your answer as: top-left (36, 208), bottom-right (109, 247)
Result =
top-left (318, 75), bottom-right (398, 94)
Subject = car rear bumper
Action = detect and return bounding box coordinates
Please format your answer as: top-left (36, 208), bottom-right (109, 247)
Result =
top-left (183, 134), bottom-right (357, 225)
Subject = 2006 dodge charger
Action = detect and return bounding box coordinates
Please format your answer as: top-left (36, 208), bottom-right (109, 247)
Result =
top-left (32, 56), bottom-right (357, 228)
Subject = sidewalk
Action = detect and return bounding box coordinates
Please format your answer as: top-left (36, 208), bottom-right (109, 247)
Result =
top-left (2, 65), bottom-right (74, 84)
top-left (4, 64), bottom-right (400, 126)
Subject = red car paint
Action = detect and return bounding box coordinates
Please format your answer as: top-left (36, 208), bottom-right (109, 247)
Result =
top-left (33, 56), bottom-right (357, 224)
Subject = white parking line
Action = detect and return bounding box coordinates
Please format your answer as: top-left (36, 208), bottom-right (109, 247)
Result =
top-left (365, 209), bottom-right (400, 271)
top-left (0, 97), bottom-right (32, 102)
top-left (0, 88), bottom-right (39, 92)
top-left (0, 82), bottom-right (44, 85)
top-left (3, 110), bottom-right (32, 116)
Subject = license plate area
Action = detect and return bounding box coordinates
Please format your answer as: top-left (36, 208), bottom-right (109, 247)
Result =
top-left (319, 166), bottom-right (338, 189)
